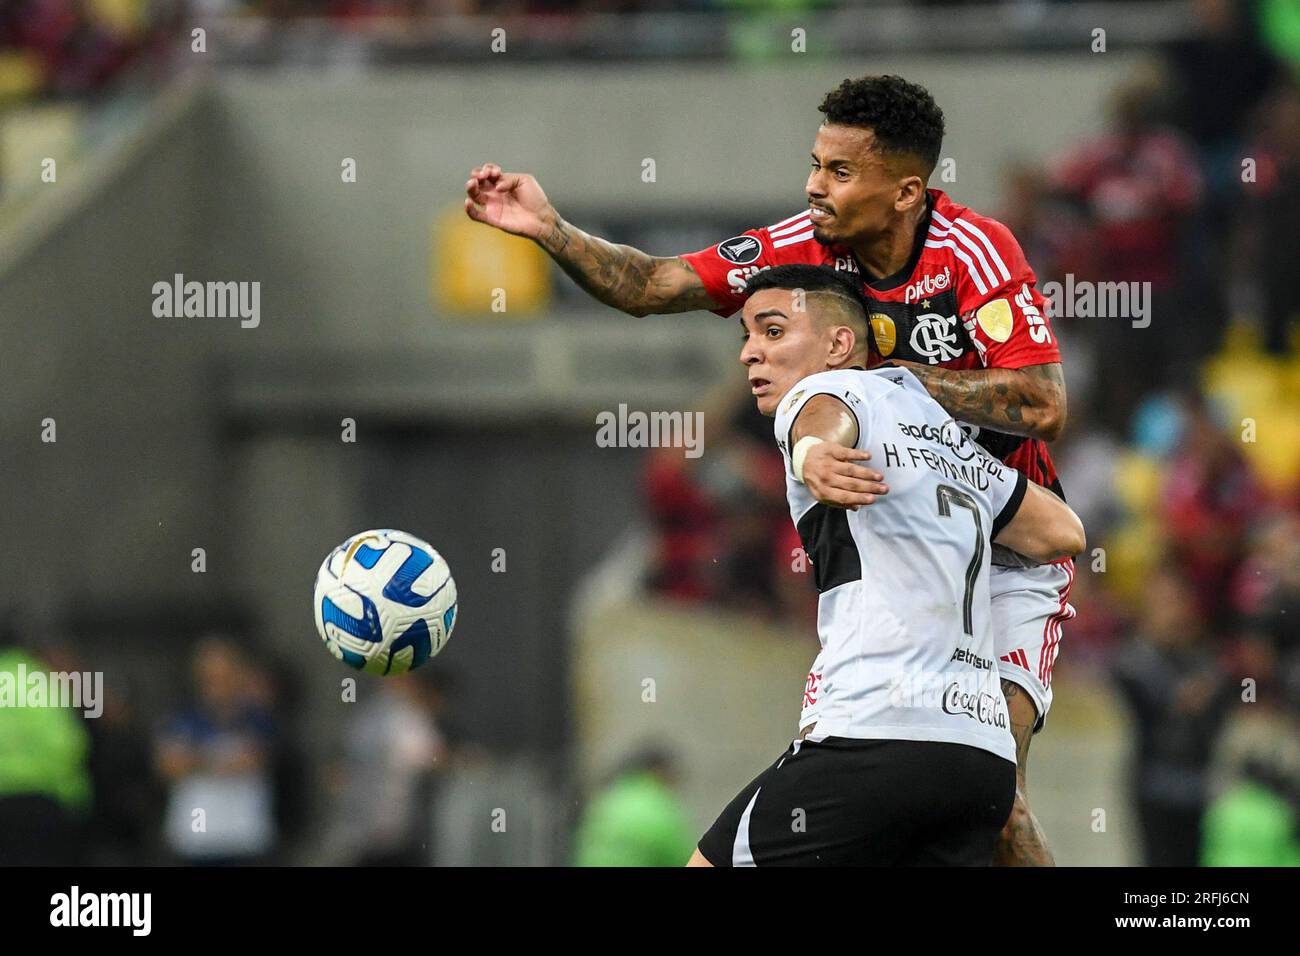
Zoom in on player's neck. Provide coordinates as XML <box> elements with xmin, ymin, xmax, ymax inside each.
<box><xmin>848</xmin><ymin>203</ymin><xmax>927</xmax><ymax>281</ymax></box>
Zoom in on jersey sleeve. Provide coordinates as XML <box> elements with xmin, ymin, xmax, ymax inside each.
<box><xmin>949</xmin><ymin>217</ymin><xmax>1062</xmax><ymax>370</ymax></box>
<box><xmin>985</xmin><ymin>446</ymin><xmax>1029</xmax><ymax>538</ymax></box>
<box><xmin>678</xmin><ymin>215</ymin><xmax>803</xmax><ymax>317</ymax></box>
<box><xmin>772</xmin><ymin>371</ymin><xmax>872</xmax><ymax>476</ymax></box>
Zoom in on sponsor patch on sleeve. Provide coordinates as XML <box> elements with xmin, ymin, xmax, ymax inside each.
<box><xmin>717</xmin><ymin>235</ymin><xmax>763</xmax><ymax>264</ymax></box>
<box><xmin>975</xmin><ymin>298</ymin><xmax>1013</xmax><ymax>343</ymax></box>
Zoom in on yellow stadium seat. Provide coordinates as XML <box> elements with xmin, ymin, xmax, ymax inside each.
<box><xmin>1112</xmin><ymin>450</ymin><xmax>1164</xmax><ymax>514</ymax></box>
<box><xmin>90</xmin><ymin>0</ymin><xmax>148</xmax><ymax>38</ymax></box>
<box><xmin>1203</xmin><ymin>328</ymin><xmax>1300</xmax><ymax>495</ymax></box>
<box><xmin>0</xmin><ymin>104</ymin><xmax>83</xmax><ymax>201</ymax></box>
<box><xmin>431</xmin><ymin>207</ymin><xmax>551</xmax><ymax>318</ymax></box>
<box><xmin>0</xmin><ymin>52</ymin><xmax>43</xmax><ymax>102</ymax></box>
<box><xmin>1105</xmin><ymin>518</ymin><xmax>1168</xmax><ymax>606</ymax></box>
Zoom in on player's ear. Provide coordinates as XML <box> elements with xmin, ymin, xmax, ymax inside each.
<box><xmin>894</xmin><ymin>174</ymin><xmax>926</xmax><ymax>213</ymax></box>
<box><xmin>829</xmin><ymin>324</ymin><xmax>856</xmax><ymax>363</ymax></box>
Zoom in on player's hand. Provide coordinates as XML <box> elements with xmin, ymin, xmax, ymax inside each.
<box><xmin>801</xmin><ymin>442</ymin><xmax>888</xmax><ymax>511</ymax></box>
<box><xmin>464</xmin><ymin>164</ymin><xmax>555</xmax><ymax>240</ymax></box>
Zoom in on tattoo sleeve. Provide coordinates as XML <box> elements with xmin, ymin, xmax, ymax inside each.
<box><xmin>993</xmin><ymin>678</ymin><xmax>1057</xmax><ymax>866</ymax></box>
<box><xmin>538</xmin><ymin>217</ymin><xmax>717</xmax><ymax>316</ymax></box>
<box><xmin>897</xmin><ymin>362</ymin><xmax>1067</xmax><ymax>441</ymax></box>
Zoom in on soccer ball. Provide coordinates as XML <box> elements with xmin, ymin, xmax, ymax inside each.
<box><xmin>313</xmin><ymin>529</ymin><xmax>458</xmax><ymax>675</ymax></box>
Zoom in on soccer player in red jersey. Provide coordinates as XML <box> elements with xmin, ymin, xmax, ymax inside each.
<box><xmin>467</xmin><ymin>75</ymin><xmax>1070</xmax><ymax>866</ymax></box>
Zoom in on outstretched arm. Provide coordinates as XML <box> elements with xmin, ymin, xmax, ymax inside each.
<box><xmin>538</xmin><ymin>218</ymin><xmax>719</xmax><ymax>317</ymax></box>
<box><xmin>465</xmin><ymin>163</ymin><xmax>720</xmax><ymax>317</ymax></box>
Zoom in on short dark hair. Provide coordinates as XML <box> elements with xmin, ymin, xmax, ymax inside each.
<box><xmin>819</xmin><ymin>74</ymin><xmax>946</xmax><ymax>174</ymax></box>
<box><xmin>743</xmin><ymin>263</ymin><xmax>868</xmax><ymax>318</ymax></box>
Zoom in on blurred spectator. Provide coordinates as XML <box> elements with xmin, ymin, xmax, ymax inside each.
<box><xmin>1112</xmin><ymin>567</ymin><xmax>1235</xmax><ymax>867</ymax></box>
<box><xmin>1057</xmin><ymin>566</ymin><xmax>1128</xmax><ymax>666</ymax></box>
<box><xmin>156</xmin><ymin>636</ymin><xmax>280</xmax><ymax>865</ymax></box>
<box><xmin>262</xmin><ymin>655</ymin><xmax>313</xmax><ymax>859</ymax></box>
<box><xmin>1260</xmin><ymin>0</ymin><xmax>1300</xmax><ymax>69</ymax></box>
<box><xmin>323</xmin><ymin>668</ymin><xmax>450</xmax><ymax>866</ymax></box>
<box><xmin>1230</xmin><ymin>509</ymin><xmax>1300</xmax><ymax>703</ymax></box>
<box><xmin>644</xmin><ymin>383</ymin><xmax>792</xmax><ymax>619</ymax></box>
<box><xmin>1053</xmin><ymin>67</ymin><xmax>1205</xmax><ymax>427</ymax></box>
<box><xmin>86</xmin><ymin>680</ymin><xmax>164</xmax><ymax>865</ymax></box>
<box><xmin>6</xmin><ymin>0</ymin><xmax>135</xmax><ymax>97</ymax></box>
<box><xmin>573</xmin><ymin>744</ymin><xmax>695</xmax><ymax>867</ymax></box>
<box><xmin>1166</xmin><ymin>0</ymin><xmax>1278</xmax><ymax>167</ymax></box>
<box><xmin>998</xmin><ymin>160</ymin><xmax>1090</xmax><ymax>288</ymax></box>
<box><xmin>1236</xmin><ymin>510</ymin><xmax>1300</xmax><ymax>654</ymax></box>
<box><xmin>644</xmin><ymin>445</ymin><xmax>724</xmax><ymax>602</ymax></box>
<box><xmin>1049</xmin><ymin>405</ymin><xmax>1126</xmax><ymax>543</ymax></box>
<box><xmin>1160</xmin><ymin>391</ymin><xmax>1263</xmax><ymax>626</ymax></box>
<box><xmin>1055</xmin><ymin>66</ymin><xmax>1203</xmax><ymax>291</ymax></box>
<box><xmin>0</xmin><ymin>644</ymin><xmax>92</xmax><ymax>865</ymax></box>
<box><xmin>1232</xmin><ymin>79</ymin><xmax>1300</xmax><ymax>354</ymax></box>
<box><xmin>1202</xmin><ymin>751</ymin><xmax>1300</xmax><ymax>867</ymax></box>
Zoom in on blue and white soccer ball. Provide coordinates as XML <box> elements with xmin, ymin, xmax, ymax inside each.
<box><xmin>313</xmin><ymin>529</ymin><xmax>458</xmax><ymax>675</ymax></box>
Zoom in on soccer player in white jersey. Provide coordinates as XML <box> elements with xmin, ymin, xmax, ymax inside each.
<box><xmin>689</xmin><ymin>265</ymin><xmax>1084</xmax><ymax>866</ymax></box>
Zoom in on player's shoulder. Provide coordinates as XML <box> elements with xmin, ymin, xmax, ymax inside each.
<box><xmin>928</xmin><ymin>189</ymin><xmax>1024</xmax><ymax>260</ymax></box>
<box><xmin>750</xmin><ymin>210</ymin><xmax>838</xmax><ymax>265</ymax></box>
<box><xmin>924</xmin><ymin>189</ymin><xmax>1029</xmax><ymax>296</ymax></box>
<box><xmin>776</xmin><ymin>368</ymin><xmax>894</xmax><ymax>424</ymax></box>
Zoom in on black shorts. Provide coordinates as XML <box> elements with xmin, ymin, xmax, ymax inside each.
<box><xmin>697</xmin><ymin>737</ymin><xmax>1015</xmax><ymax>866</ymax></box>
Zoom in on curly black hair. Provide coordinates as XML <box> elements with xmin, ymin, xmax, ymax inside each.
<box><xmin>819</xmin><ymin>75</ymin><xmax>946</xmax><ymax>174</ymax></box>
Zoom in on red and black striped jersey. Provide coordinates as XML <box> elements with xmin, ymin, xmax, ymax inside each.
<box><xmin>681</xmin><ymin>188</ymin><xmax>1064</xmax><ymax>493</ymax></box>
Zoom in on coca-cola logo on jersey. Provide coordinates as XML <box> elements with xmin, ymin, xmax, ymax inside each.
<box><xmin>903</xmin><ymin>266</ymin><xmax>952</xmax><ymax>304</ymax></box>
<box><xmin>941</xmin><ymin>682</ymin><xmax>1008</xmax><ymax>729</ymax></box>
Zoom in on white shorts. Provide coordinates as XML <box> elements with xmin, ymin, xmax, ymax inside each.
<box><xmin>989</xmin><ymin>559</ymin><xmax>1075</xmax><ymax>731</ymax></box>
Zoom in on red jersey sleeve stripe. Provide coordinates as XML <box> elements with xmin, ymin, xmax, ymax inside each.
<box><xmin>769</xmin><ymin>210</ymin><xmax>811</xmax><ymax>231</ymax></box>
<box><xmin>928</xmin><ymin>221</ymin><xmax>1001</xmax><ymax>291</ymax></box>
<box><xmin>924</xmin><ymin>238</ymin><xmax>990</xmax><ymax>296</ymax></box>
<box><xmin>773</xmin><ymin>229</ymin><xmax>816</xmax><ymax>249</ymax></box>
<box><xmin>932</xmin><ymin>208</ymin><xmax>1012</xmax><ymax>285</ymax></box>
<box><xmin>769</xmin><ymin>213</ymin><xmax>812</xmax><ymax>238</ymax></box>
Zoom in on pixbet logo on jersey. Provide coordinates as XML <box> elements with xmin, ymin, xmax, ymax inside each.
<box><xmin>903</xmin><ymin>267</ymin><xmax>952</xmax><ymax>304</ymax></box>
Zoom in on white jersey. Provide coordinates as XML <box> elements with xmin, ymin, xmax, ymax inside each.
<box><xmin>774</xmin><ymin>366</ymin><xmax>1027</xmax><ymax>763</ymax></box>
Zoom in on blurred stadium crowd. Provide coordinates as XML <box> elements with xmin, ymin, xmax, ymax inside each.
<box><xmin>1</xmin><ymin>0</ymin><xmax>1298</xmax><ymax>867</ymax></box>
<box><xmin>6</xmin><ymin>0</ymin><xmax>1300</xmax><ymax>101</ymax></box>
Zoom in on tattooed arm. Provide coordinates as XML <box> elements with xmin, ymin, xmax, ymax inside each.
<box><xmin>538</xmin><ymin>218</ymin><xmax>719</xmax><ymax>317</ymax></box>
<box><xmin>888</xmin><ymin>361</ymin><xmax>1068</xmax><ymax>442</ymax></box>
<box><xmin>465</xmin><ymin>164</ymin><xmax>719</xmax><ymax>317</ymax></box>
<box><xmin>993</xmin><ymin>679</ymin><xmax>1056</xmax><ymax>867</ymax></box>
